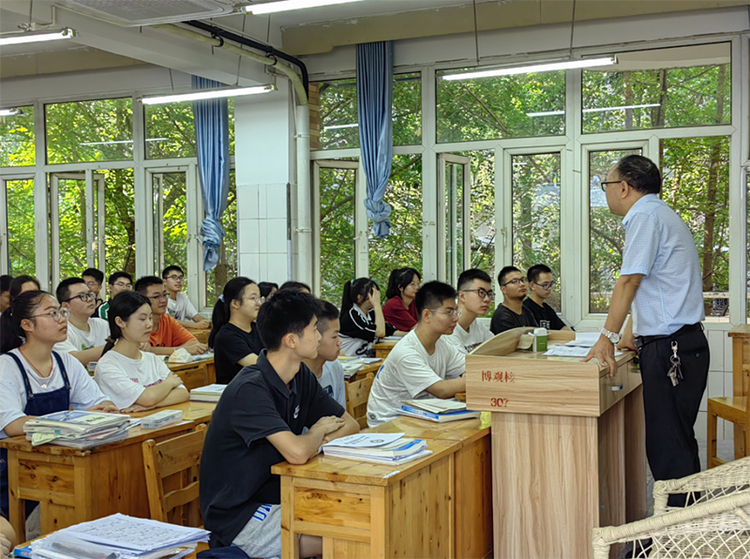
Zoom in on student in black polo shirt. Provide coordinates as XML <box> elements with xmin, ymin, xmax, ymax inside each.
<box><xmin>200</xmin><ymin>290</ymin><xmax>360</xmax><ymax>557</ymax></box>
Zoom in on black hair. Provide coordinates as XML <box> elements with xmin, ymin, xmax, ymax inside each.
<box><xmin>0</xmin><ymin>275</ymin><xmax>11</xmax><ymax>294</ymax></box>
<box><xmin>9</xmin><ymin>275</ymin><xmax>40</xmax><ymax>303</ymax></box>
<box><xmin>102</xmin><ymin>291</ymin><xmax>152</xmax><ymax>357</ymax></box>
<box><xmin>56</xmin><ymin>277</ymin><xmax>86</xmax><ymax>304</ymax></box>
<box><xmin>256</xmin><ymin>290</ymin><xmax>319</xmax><ymax>352</ymax></box>
<box><xmin>108</xmin><ymin>271</ymin><xmax>133</xmax><ymax>286</ymax></box>
<box><xmin>385</xmin><ymin>268</ymin><xmax>421</xmax><ymax>299</ymax></box>
<box><xmin>279</xmin><ymin>281</ymin><xmax>311</xmax><ymax>293</ymax></box>
<box><xmin>340</xmin><ymin>278</ymin><xmax>379</xmax><ymax>316</ymax></box>
<box><xmin>457</xmin><ymin>268</ymin><xmax>492</xmax><ymax>291</ymax></box>
<box><xmin>415</xmin><ymin>281</ymin><xmax>457</xmax><ymax>317</ymax></box>
<box><xmin>614</xmin><ymin>154</ymin><xmax>662</xmax><ymax>195</ymax></box>
<box><xmin>316</xmin><ymin>299</ymin><xmax>340</xmax><ymax>333</ymax></box>
<box><xmin>208</xmin><ymin>277</ymin><xmax>256</xmax><ymax>348</ymax></box>
<box><xmin>497</xmin><ymin>266</ymin><xmax>522</xmax><ymax>287</ymax></box>
<box><xmin>258</xmin><ymin>282</ymin><xmax>279</xmax><ymax>299</ymax></box>
<box><xmin>527</xmin><ymin>264</ymin><xmax>553</xmax><ymax>285</ymax></box>
<box><xmin>82</xmin><ymin>268</ymin><xmax>104</xmax><ymax>284</ymax></box>
<box><xmin>134</xmin><ymin>276</ymin><xmax>164</xmax><ymax>294</ymax></box>
<box><xmin>162</xmin><ymin>265</ymin><xmax>184</xmax><ymax>279</ymax></box>
<box><xmin>0</xmin><ymin>290</ymin><xmax>50</xmax><ymax>353</ymax></box>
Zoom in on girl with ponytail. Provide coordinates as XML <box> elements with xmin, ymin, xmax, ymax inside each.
<box><xmin>94</xmin><ymin>291</ymin><xmax>187</xmax><ymax>413</ymax></box>
<box><xmin>209</xmin><ymin>277</ymin><xmax>265</xmax><ymax>384</ymax></box>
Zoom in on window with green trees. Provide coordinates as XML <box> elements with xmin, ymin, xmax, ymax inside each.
<box><xmin>6</xmin><ymin>179</ymin><xmax>36</xmax><ymax>276</ymax></box>
<box><xmin>0</xmin><ymin>107</ymin><xmax>35</xmax><ymax>167</ymax></box>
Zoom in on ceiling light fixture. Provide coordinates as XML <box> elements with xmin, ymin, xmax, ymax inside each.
<box><xmin>0</xmin><ymin>108</ymin><xmax>24</xmax><ymax>117</ymax></box>
<box><xmin>442</xmin><ymin>56</ymin><xmax>617</xmax><ymax>81</ymax></box>
<box><xmin>243</xmin><ymin>0</ymin><xmax>365</xmax><ymax>15</ymax></box>
<box><xmin>324</xmin><ymin>123</ymin><xmax>358</xmax><ymax>130</ymax></box>
<box><xmin>139</xmin><ymin>85</ymin><xmax>276</xmax><ymax>105</ymax></box>
<box><xmin>0</xmin><ymin>27</ymin><xmax>76</xmax><ymax>47</ymax></box>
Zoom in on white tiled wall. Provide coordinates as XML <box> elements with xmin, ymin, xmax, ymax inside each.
<box><xmin>695</xmin><ymin>330</ymin><xmax>737</xmax><ymax>442</ymax></box>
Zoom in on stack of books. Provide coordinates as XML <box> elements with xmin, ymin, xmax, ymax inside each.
<box><xmin>400</xmin><ymin>398</ymin><xmax>481</xmax><ymax>423</ymax></box>
<box><xmin>189</xmin><ymin>383</ymin><xmax>226</xmax><ymax>402</ymax></box>
<box><xmin>322</xmin><ymin>433</ymin><xmax>431</xmax><ymax>465</ymax></box>
<box><xmin>23</xmin><ymin>410</ymin><xmax>132</xmax><ymax>449</ymax></box>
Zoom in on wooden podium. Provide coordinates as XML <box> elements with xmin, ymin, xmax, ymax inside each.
<box><xmin>465</xmin><ymin>328</ymin><xmax>646</xmax><ymax>559</ymax></box>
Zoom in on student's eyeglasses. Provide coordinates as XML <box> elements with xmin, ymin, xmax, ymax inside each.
<box><xmin>30</xmin><ymin>307</ymin><xmax>70</xmax><ymax>322</ymax></box>
<box><xmin>245</xmin><ymin>295</ymin><xmax>262</xmax><ymax>303</ymax></box>
<box><xmin>502</xmin><ymin>278</ymin><xmax>528</xmax><ymax>287</ymax></box>
<box><xmin>166</xmin><ymin>275</ymin><xmax>185</xmax><ymax>282</ymax></box>
<box><xmin>429</xmin><ymin>308</ymin><xmax>462</xmax><ymax>319</ymax></box>
<box><xmin>461</xmin><ymin>288</ymin><xmax>494</xmax><ymax>300</ymax></box>
<box><xmin>112</xmin><ymin>282</ymin><xmax>132</xmax><ymax>290</ymax></box>
<box><xmin>64</xmin><ymin>292</ymin><xmax>97</xmax><ymax>303</ymax></box>
<box><xmin>535</xmin><ymin>281</ymin><xmax>556</xmax><ymax>290</ymax></box>
<box><xmin>148</xmin><ymin>293</ymin><xmax>169</xmax><ymax>302</ymax></box>
<box><xmin>84</xmin><ymin>280</ymin><xmax>101</xmax><ymax>288</ymax></box>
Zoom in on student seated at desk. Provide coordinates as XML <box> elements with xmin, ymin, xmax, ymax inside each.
<box><xmin>448</xmin><ymin>268</ymin><xmax>494</xmax><ymax>354</ymax></box>
<box><xmin>382</xmin><ymin>267</ymin><xmax>421</xmax><ymax>332</ymax></box>
<box><xmin>209</xmin><ymin>278</ymin><xmax>265</xmax><ymax>385</ymax></box>
<box><xmin>53</xmin><ymin>278</ymin><xmax>110</xmax><ymax>366</ymax></box>
<box><xmin>0</xmin><ymin>511</ymin><xmax>16</xmax><ymax>556</ymax></box>
<box><xmin>96</xmin><ymin>271</ymin><xmax>133</xmax><ymax>321</ymax></box>
<box><xmin>278</xmin><ymin>280</ymin><xmax>311</xmax><ymax>294</ymax></box>
<box><xmin>0</xmin><ymin>291</ymin><xmax>117</xmax><ymax>518</ymax></box>
<box><xmin>8</xmin><ymin>275</ymin><xmax>40</xmax><ymax>305</ymax></box>
<box><xmin>523</xmin><ymin>264</ymin><xmax>572</xmax><ymax>331</ymax></box>
<box><xmin>162</xmin><ymin>266</ymin><xmax>210</xmax><ymax>330</ymax></box>
<box><xmin>367</xmin><ymin>281</ymin><xmax>466</xmax><ymax>427</ymax></box>
<box><xmin>339</xmin><ymin>278</ymin><xmax>402</xmax><ymax>357</ymax></box>
<box><xmin>82</xmin><ymin>267</ymin><xmax>105</xmax><ymax>310</ymax></box>
<box><xmin>95</xmin><ymin>291</ymin><xmax>188</xmax><ymax>413</ymax></box>
<box><xmin>135</xmin><ymin>277</ymin><xmax>208</xmax><ymax>357</ymax></box>
<box><xmin>303</xmin><ymin>300</ymin><xmax>346</xmax><ymax>407</ymax></box>
<box><xmin>200</xmin><ymin>290</ymin><xmax>359</xmax><ymax>557</ymax></box>
<box><xmin>490</xmin><ymin>266</ymin><xmax>538</xmax><ymax>335</ymax></box>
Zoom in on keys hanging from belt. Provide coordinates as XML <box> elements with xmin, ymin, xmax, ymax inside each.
<box><xmin>668</xmin><ymin>340</ymin><xmax>683</xmax><ymax>387</ymax></box>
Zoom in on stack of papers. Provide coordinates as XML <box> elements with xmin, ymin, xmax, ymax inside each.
<box><xmin>400</xmin><ymin>398</ymin><xmax>480</xmax><ymax>423</ymax></box>
<box><xmin>322</xmin><ymin>433</ymin><xmax>432</xmax><ymax>465</ymax></box>
<box><xmin>28</xmin><ymin>513</ymin><xmax>209</xmax><ymax>559</ymax></box>
<box><xmin>544</xmin><ymin>332</ymin><xmax>623</xmax><ymax>358</ymax></box>
<box><xmin>564</xmin><ymin>332</ymin><xmax>602</xmax><ymax>347</ymax></box>
<box><xmin>189</xmin><ymin>383</ymin><xmax>226</xmax><ymax>402</ymax></box>
<box><xmin>23</xmin><ymin>411</ymin><xmax>133</xmax><ymax>449</ymax></box>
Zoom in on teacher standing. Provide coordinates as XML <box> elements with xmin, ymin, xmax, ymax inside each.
<box><xmin>585</xmin><ymin>154</ymin><xmax>709</xmax><ymax>506</ymax></box>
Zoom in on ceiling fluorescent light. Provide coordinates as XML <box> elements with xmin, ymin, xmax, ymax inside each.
<box><xmin>139</xmin><ymin>85</ymin><xmax>275</xmax><ymax>105</ymax></box>
<box><xmin>325</xmin><ymin>123</ymin><xmax>358</xmax><ymax>130</ymax></box>
<box><xmin>0</xmin><ymin>108</ymin><xmax>23</xmax><ymax>117</ymax></box>
<box><xmin>243</xmin><ymin>0</ymin><xmax>365</xmax><ymax>15</ymax></box>
<box><xmin>443</xmin><ymin>56</ymin><xmax>617</xmax><ymax>81</ymax></box>
<box><xmin>0</xmin><ymin>28</ymin><xmax>76</xmax><ymax>47</ymax></box>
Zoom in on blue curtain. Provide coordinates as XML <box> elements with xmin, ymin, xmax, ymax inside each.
<box><xmin>192</xmin><ymin>75</ymin><xmax>230</xmax><ymax>271</ymax></box>
<box><xmin>356</xmin><ymin>41</ymin><xmax>394</xmax><ymax>238</ymax></box>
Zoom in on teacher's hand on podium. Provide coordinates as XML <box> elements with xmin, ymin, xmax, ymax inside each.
<box><xmin>583</xmin><ymin>335</ymin><xmax>618</xmax><ymax>378</ymax></box>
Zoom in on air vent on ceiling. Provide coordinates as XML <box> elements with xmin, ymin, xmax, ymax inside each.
<box><xmin>56</xmin><ymin>0</ymin><xmax>237</xmax><ymax>27</ymax></box>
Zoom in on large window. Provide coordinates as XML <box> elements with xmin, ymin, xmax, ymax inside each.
<box><xmin>0</xmin><ymin>107</ymin><xmax>35</xmax><ymax>167</ymax></box>
<box><xmin>46</xmin><ymin>98</ymin><xmax>133</xmax><ymax>163</ymax></box>
<box><xmin>104</xmin><ymin>169</ymin><xmax>136</xmax><ymax>275</ymax></box>
<box><xmin>5</xmin><ymin>179</ymin><xmax>36</xmax><ymax>276</ymax></box>
<box><xmin>436</xmin><ymin>70</ymin><xmax>566</xmax><ymax>142</ymax></box>
<box><xmin>582</xmin><ymin>44</ymin><xmax>730</xmax><ymax>133</ymax></box>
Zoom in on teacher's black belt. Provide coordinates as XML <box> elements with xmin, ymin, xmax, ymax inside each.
<box><xmin>635</xmin><ymin>322</ymin><xmax>703</xmax><ymax>350</ymax></box>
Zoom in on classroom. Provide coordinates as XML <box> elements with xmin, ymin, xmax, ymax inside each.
<box><xmin>1</xmin><ymin>0</ymin><xmax>750</xmax><ymax>557</ymax></box>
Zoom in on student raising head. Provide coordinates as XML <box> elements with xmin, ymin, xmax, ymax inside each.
<box><xmin>95</xmin><ymin>291</ymin><xmax>188</xmax><ymax>413</ymax></box>
<box><xmin>209</xmin><ymin>277</ymin><xmax>265</xmax><ymax>385</ymax></box>
<box><xmin>0</xmin><ymin>291</ymin><xmax>117</xmax><ymax>517</ymax></box>
<box><xmin>96</xmin><ymin>271</ymin><xmax>133</xmax><ymax>321</ymax></box>
<box><xmin>54</xmin><ymin>278</ymin><xmax>110</xmax><ymax>367</ymax></box>
<box><xmin>200</xmin><ymin>289</ymin><xmax>359</xmax><ymax>557</ymax></box>
<box><xmin>162</xmin><ymin>266</ymin><xmax>210</xmax><ymax>329</ymax></box>
<box><xmin>447</xmin><ymin>268</ymin><xmax>494</xmax><ymax>354</ymax></box>
<box><xmin>302</xmin><ymin>300</ymin><xmax>346</xmax><ymax>408</ymax></box>
<box><xmin>339</xmin><ymin>278</ymin><xmax>403</xmax><ymax>357</ymax></box>
<box><xmin>382</xmin><ymin>267</ymin><xmax>421</xmax><ymax>332</ymax></box>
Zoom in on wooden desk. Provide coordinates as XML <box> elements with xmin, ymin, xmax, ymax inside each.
<box><xmin>346</xmin><ymin>360</ymin><xmax>382</xmax><ymax>383</ymax></box>
<box><xmin>730</xmin><ymin>325</ymin><xmax>750</xmax><ymax>456</ymax></box>
<box><xmin>188</xmin><ymin>328</ymin><xmax>212</xmax><ymax>345</ymax></box>
<box><xmin>168</xmin><ymin>357</ymin><xmax>216</xmax><ymax>387</ymax></box>
<box><xmin>372</xmin><ymin>339</ymin><xmax>398</xmax><ymax>360</ymax></box>
<box><xmin>273</xmin><ymin>439</ymin><xmax>461</xmax><ymax>559</ymax></box>
<box><xmin>128</xmin><ymin>401</ymin><xmax>217</xmax><ymax>425</ymax></box>
<box><xmin>465</xmin><ymin>328</ymin><xmax>646</xmax><ymax>559</ymax></box>
<box><xmin>366</xmin><ymin>415</ymin><xmax>493</xmax><ymax>559</ymax></box>
<box><xmin>0</xmin><ymin>422</ymin><xmax>194</xmax><ymax>538</ymax></box>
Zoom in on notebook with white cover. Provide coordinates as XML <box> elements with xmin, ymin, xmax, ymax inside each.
<box><xmin>401</xmin><ymin>398</ymin><xmax>466</xmax><ymax>414</ymax></box>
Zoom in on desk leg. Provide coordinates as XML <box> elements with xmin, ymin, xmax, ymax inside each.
<box><xmin>454</xmin><ymin>436</ymin><xmax>492</xmax><ymax>559</ymax></box>
<box><xmin>733</xmin><ymin>338</ymin><xmax>746</xmax><ymax>459</ymax></box>
<box><xmin>6</xmin><ymin>449</ymin><xmax>25</xmax><ymax>540</ymax></box>
<box><xmin>624</xmin><ymin>385</ymin><xmax>647</xmax><ymax>522</ymax></box>
<box><xmin>280</xmin><ymin>476</ymin><xmax>300</xmax><ymax>559</ymax></box>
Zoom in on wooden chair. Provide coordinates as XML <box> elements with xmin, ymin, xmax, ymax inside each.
<box><xmin>707</xmin><ymin>396</ymin><xmax>749</xmax><ymax>468</ymax></box>
<box><xmin>142</xmin><ymin>424</ymin><xmax>207</xmax><ymax>526</ymax></box>
<box><xmin>173</xmin><ymin>363</ymin><xmax>209</xmax><ymax>391</ymax></box>
<box><xmin>346</xmin><ymin>372</ymin><xmax>375</xmax><ymax>429</ymax></box>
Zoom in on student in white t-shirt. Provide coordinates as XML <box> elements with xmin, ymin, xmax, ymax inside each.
<box><xmin>448</xmin><ymin>268</ymin><xmax>494</xmax><ymax>354</ymax></box>
<box><xmin>303</xmin><ymin>300</ymin><xmax>346</xmax><ymax>408</ymax></box>
<box><xmin>53</xmin><ymin>278</ymin><xmax>110</xmax><ymax>366</ymax></box>
<box><xmin>162</xmin><ymin>266</ymin><xmax>210</xmax><ymax>330</ymax></box>
<box><xmin>367</xmin><ymin>281</ymin><xmax>466</xmax><ymax>427</ymax></box>
<box><xmin>95</xmin><ymin>291</ymin><xmax>188</xmax><ymax>412</ymax></box>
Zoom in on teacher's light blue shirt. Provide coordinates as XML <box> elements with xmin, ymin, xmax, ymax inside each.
<box><xmin>620</xmin><ymin>194</ymin><xmax>704</xmax><ymax>337</ymax></box>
